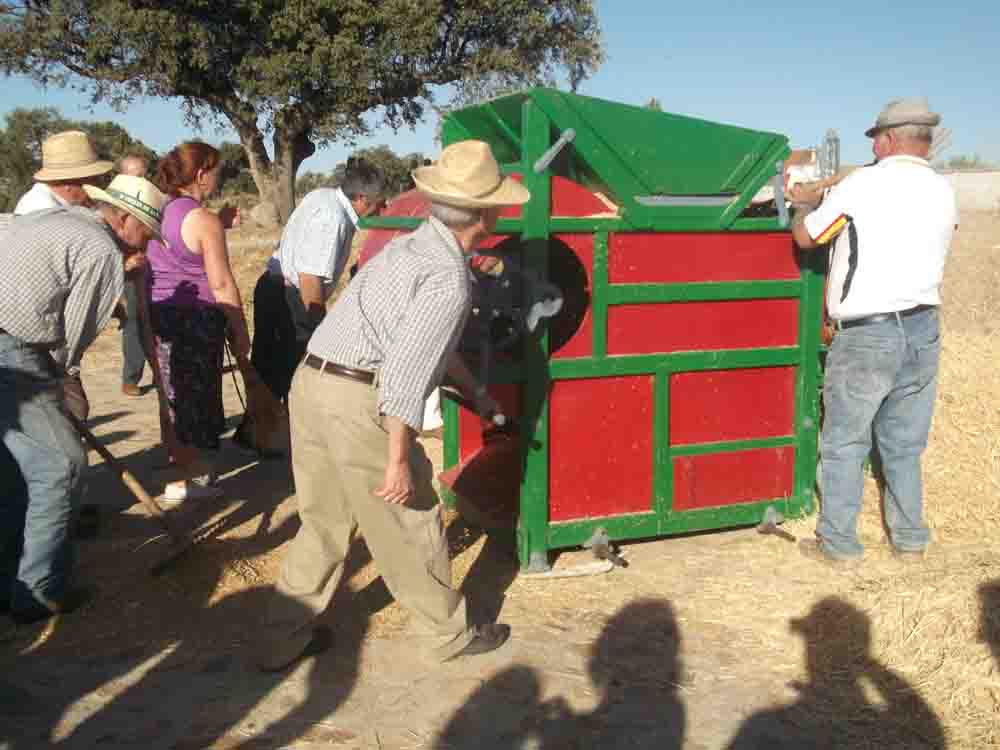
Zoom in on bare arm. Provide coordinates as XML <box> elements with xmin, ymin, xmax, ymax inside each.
<box><xmin>791</xmin><ymin>209</ymin><xmax>819</xmax><ymax>250</ymax></box>
<box><xmin>183</xmin><ymin>208</ymin><xmax>252</xmax><ymax>358</ymax></box>
<box><xmin>298</xmin><ymin>272</ymin><xmax>327</xmax><ymax>328</ymax></box>
<box><xmin>373</xmin><ymin>415</ymin><xmax>416</xmax><ymax>505</ymax></box>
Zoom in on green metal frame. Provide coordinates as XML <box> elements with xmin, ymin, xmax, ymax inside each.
<box><xmin>363</xmin><ymin>89</ymin><xmax>825</xmax><ymax>571</ymax></box>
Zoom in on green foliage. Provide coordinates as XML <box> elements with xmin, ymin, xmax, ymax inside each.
<box><xmin>218</xmin><ymin>140</ymin><xmax>256</xmax><ymax>196</ymax></box>
<box><xmin>331</xmin><ymin>146</ymin><xmax>425</xmax><ymax>198</ymax></box>
<box><xmin>0</xmin><ymin>106</ymin><xmax>156</xmax><ymax>211</ymax></box>
<box><xmin>0</xmin><ymin>1</ymin><xmax>604</xmax><ymax>222</ymax></box>
<box><xmin>295</xmin><ymin>170</ymin><xmax>338</xmax><ymax>197</ymax></box>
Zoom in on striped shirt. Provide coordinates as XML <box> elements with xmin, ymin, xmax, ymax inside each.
<box><xmin>266</xmin><ymin>187</ymin><xmax>359</xmax><ymax>301</ymax></box>
<box><xmin>308</xmin><ymin>217</ymin><xmax>471</xmax><ymax>431</ymax></box>
<box><xmin>0</xmin><ymin>207</ymin><xmax>125</xmax><ymax>369</ymax></box>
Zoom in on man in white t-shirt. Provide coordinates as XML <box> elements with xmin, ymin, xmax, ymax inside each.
<box><xmin>790</xmin><ymin>97</ymin><xmax>957</xmax><ymax>564</ymax></box>
<box><xmin>247</xmin><ymin>163</ymin><xmax>386</xmax><ymax>404</ymax></box>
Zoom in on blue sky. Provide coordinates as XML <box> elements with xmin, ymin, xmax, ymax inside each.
<box><xmin>3</xmin><ymin>0</ymin><xmax>998</xmax><ymax>173</ymax></box>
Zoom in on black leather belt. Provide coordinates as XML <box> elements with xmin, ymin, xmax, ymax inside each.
<box><xmin>304</xmin><ymin>354</ymin><xmax>374</xmax><ymax>384</ymax></box>
<box><xmin>835</xmin><ymin>304</ymin><xmax>935</xmax><ymax>331</ymax></box>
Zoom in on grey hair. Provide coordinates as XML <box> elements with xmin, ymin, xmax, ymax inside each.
<box><xmin>341</xmin><ymin>161</ymin><xmax>387</xmax><ymax>200</ymax></box>
<box><xmin>429</xmin><ymin>201</ymin><xmax>482</xmax><ymax>229</ymax></box>
<box><xmin>891</xmin><ymin>124</ymin><xmax>934</xmax><ymax>144</ymax></box>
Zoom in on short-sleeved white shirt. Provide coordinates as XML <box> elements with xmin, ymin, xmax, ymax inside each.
<box><xmin>803</xmin><ymin>155</ymin><xmax>957</xmax><ymax>321</ymax></box>
<box><xmin>266</xmin><ymin>187</ymin><xmax>359</xmax><ymax>301</ymax></box>
<box><xmin>14</xmin><ymin>183</ymin><xmax>67</xmax><ymax>215</ymax></box>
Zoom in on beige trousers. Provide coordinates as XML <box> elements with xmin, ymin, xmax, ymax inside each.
<box><xmin>262</xmin><ymin>364</ymin><xmax>473</xmax><ymax>660</ymax></box>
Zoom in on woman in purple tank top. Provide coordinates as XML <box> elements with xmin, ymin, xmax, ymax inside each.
<box><xmin>146</xmin><ymin>142</ymin><xmax>253</xmax><ymax>503</ymax></box>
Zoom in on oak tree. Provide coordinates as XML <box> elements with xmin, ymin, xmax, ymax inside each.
<box><xmin>0</xmin><ymin>1</ymin><xmax>603</xmax><ymax>222</ymax></box>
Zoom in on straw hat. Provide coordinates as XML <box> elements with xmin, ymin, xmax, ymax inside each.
<box><xmin>84</xmin><ymin>175</ymin><xmax>167</xmax><ymax>238</ymax></box>
<box><xmin>34</xmin><ymin>130</ymin><xmax>114</xmax><ymax>182</ymax></box>
<box><xmin>865</xmin><ymin>97</ymin><xmax>941</xmax><ymax>137</ymax></box>
<box><xmin>412</xmin><ymin>140</ymin><xmax>530</xmax><ymax>208</ymax></box>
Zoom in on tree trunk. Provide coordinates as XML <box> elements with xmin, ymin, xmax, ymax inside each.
<box><xmin>236</xmin><ymin>122</ymin><xmax>316</xmax><ymax>225</ymax></box>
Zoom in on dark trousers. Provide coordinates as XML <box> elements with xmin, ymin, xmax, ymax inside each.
<box><xmin>121</xmin><ymin>280</ymin><xmax>145</xmax><ymax>386</ymax></box>
<box><xmin>250</xmin><ymin>273</ymin><xmax>315</xmax><ymax>402</ymax></box>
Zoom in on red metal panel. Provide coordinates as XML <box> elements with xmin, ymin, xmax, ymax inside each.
<box><xmin>672</xmin><ymin>447</ymin><xmax>795</xmax><ymax>510</ymax></box>
<box><xmin>670</xmin><ymin>367</ymin><xmax>796</xmax><ymax>444</ymax></box>
<box><xmin>548</xmin><ymin>376</ymin><xmax>654</xmax><ymax>521</ymax></box>
<box><xmin>550</xmin><ymin>175</ymin><xmax>612</xmax><ymax>217</ymax></box>
<box><xmin>458</xmin><ymin>384</ymin><xmax>521</xmax><ymax>462</ymax></box>
<box><xmin>358</xmin><ymin>189</ymin><xmax>429</xmax><ymax>267</ymax></box>
<box><xmin>606</xmin><ymin>299</ymin><xmax>798</xmax><ymax>355</ymax></box>
<box><xmin>608</xmin><ymin>232</ymin><xmax>799</xmax><ymax>284</ymax></box>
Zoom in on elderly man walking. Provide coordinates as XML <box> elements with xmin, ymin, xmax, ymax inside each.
<box><xmin>0</xmin><ymin>175</ymin><xmax>166</xmax><ymax>624</ymax></box>
<box><xmin>257</xmin><ymin>141</ymin><xmax>528</xmax><ymax>671</ymax></box>
<box><xmin>791</xmin><ymin>98</ymin><xmax>957</xmax><ymax>564</ymax></box>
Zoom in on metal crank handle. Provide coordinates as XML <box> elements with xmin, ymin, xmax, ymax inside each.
<box><xmin>440</xmin><ymin>387</ymin><xmax>508</xmax><ymax>427</ymax></box>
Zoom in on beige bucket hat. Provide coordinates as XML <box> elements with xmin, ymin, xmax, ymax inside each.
<box><xmin>34</xmin><ymin>130</ymin><xmax>114</xmax><ymax>182</ymax></box>
<box><xmin>84</xmin><ymin>175</ymin><xmax>167</xmax><ymax>238</ymax></box>
<box><xmin>412</xmin><ymin>140</ymin><xmax>530</xmax><ymax>208</ymax></box>
<box><xmin>865</xmin><ymin>97</ymin><xmax>941</xmax><ymax>137</ymax></box>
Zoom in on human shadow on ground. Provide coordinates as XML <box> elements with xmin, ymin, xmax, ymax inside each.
<box><xmin>725</xmin><ymin>597</ymin><xmax>945</xmax><ymax>750</ymax></box>
<box><xmin>446</xmin><ymin>518</ymin><xmax>520</xmax><ymax>625</ymax></box>
<box><xmin>0</xmin><ymin>503</ymin><xmax>389</xmax><ymax>749</ymax></box>
<box><xmin>979</xmin><ymin>580</ymin><xmax>1000</xmax><ymax>668</ymax></box>
<box><xmin>435</xmin><ymin>597</ymin><xmax>686</xmax><ymax>750</ymax></box>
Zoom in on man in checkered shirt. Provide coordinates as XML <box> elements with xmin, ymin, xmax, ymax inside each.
<box><xmin>0</xmin><ymin>175</ymin><xmax>166</xmax><ymax>625</ymax></box>
<box><xmin>257</xmin><ymin>141</ymin><xmax>530</xmax><ymax>672</ymax></box>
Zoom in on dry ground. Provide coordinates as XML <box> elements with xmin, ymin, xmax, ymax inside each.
<box><xmin>1</xmin><ymin>212</ymin><xmax>998</xmax><ymax>749</ymax></box>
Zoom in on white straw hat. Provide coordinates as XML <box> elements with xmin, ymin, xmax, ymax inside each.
<box><xmin>412</xmin><ymin>140</ymin><xmax>530</xmax><ymax>208</ymax></box>
<box><xmin>84</xmin><ymin>175</ymin><xmax>167</xmax><ymax>238</ymax></box>
<box><xmin>34</xmin><ymin>130</ymin><xmax>114</xmax><ymax>182</ymax></box>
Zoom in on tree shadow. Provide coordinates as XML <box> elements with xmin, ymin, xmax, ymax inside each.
<box><xmin>725</xmin><ymin>597</ymin><xmax>945</xmax><ymax>750</ymax></box>
<box><xmin>436</xmin><ymin>597</ymin><xmax>686</xmax><ymax>750</ymax></box>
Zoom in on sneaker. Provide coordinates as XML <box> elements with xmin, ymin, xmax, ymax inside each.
<box><xmin>161</xmin><ymin>479</ymin><xmax>223</xmax><ymax>506</ymax></box>
<box><xmin>444</xmin><ymin>624</ymin><xmax>511</xmax><ymax>661</ymax></box>
<box><xmin>122</xmin><ymin>383</ymin><xmax>142</xmax><ymax>398</ymax></box>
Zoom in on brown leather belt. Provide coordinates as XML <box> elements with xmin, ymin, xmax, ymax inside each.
<box><xmin>304</xmin><ymin>354</ymin><xmax>374</xmax><ymax>384</ymax></box>
<box><xmin>834</xmin><ymin>304</ymin><xmax>935</xmax><ymax>331</ymax></box>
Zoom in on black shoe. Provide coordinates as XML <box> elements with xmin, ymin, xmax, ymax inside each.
<box><xmin>10</xmin><ymin>587</ymin><xmax>91</xmax><ymax>625</ymax></box>
<box><xmin>446</xmin><ymin>624</ymin><xmax>511</xmax><ymax>661</ymax></box>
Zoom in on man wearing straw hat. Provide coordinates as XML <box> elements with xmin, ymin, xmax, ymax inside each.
<box><xmin>0</xmin><ymin>175</ymin><xmax>166</xmax><ymax>624</ymax></box>
<box><xmin>791</xmin><ymin>98</ymin><xmax>957</xmax><ymax>564</ymax></box>
<box><xmin>14</xmin><ymin>130</ymin><xmax>114</xmax><ymax>215</ymax></box>
<box><xmin>257</xmin><ymin>140</ymin><xmax>528</xmax><ymax>672</ymax></box>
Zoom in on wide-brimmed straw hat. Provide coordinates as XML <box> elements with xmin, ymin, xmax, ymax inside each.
<box><xmin>865</xmin><ymin>97</ymin><xmax>941</xmax><ymax>137</ymax></box>
<box><xmin>412</xmin><ymin>140</ymin><xmax>530</xmax><ymax>208</ymax></box>
<box><xmin>84</xmin><ymin>175</ymin><xmax>167</xmax><ymax>238</ymax></box>
<box><xmin>34</xmin><ymin>130</ymin><xmax>114</xmax><ymax>182</ymax></box>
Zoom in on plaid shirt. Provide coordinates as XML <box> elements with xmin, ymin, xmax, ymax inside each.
<box><xmin>307</xmin><ymin>217</ymin><xmax>471</xmax><ymax>431</ymax></box>
<box><xmin>0</xmin><ymin>207</ymin><xmax>124</xmax><ymax>369</ymax></box>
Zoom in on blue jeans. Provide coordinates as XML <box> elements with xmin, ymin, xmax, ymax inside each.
<box><xmin>818</xmin><ymin>308</ymin><xmax>940</xmax><ymax>558</ymax></box>
<box><xmin>121</xmin><ymin>279</ymin><xmax>146</xmax><ymax>386</ymax></box>
<box><xmin>0</xmin><ymin>332</ymin><xmax>86</xmax><ymax>612</ymax></box>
